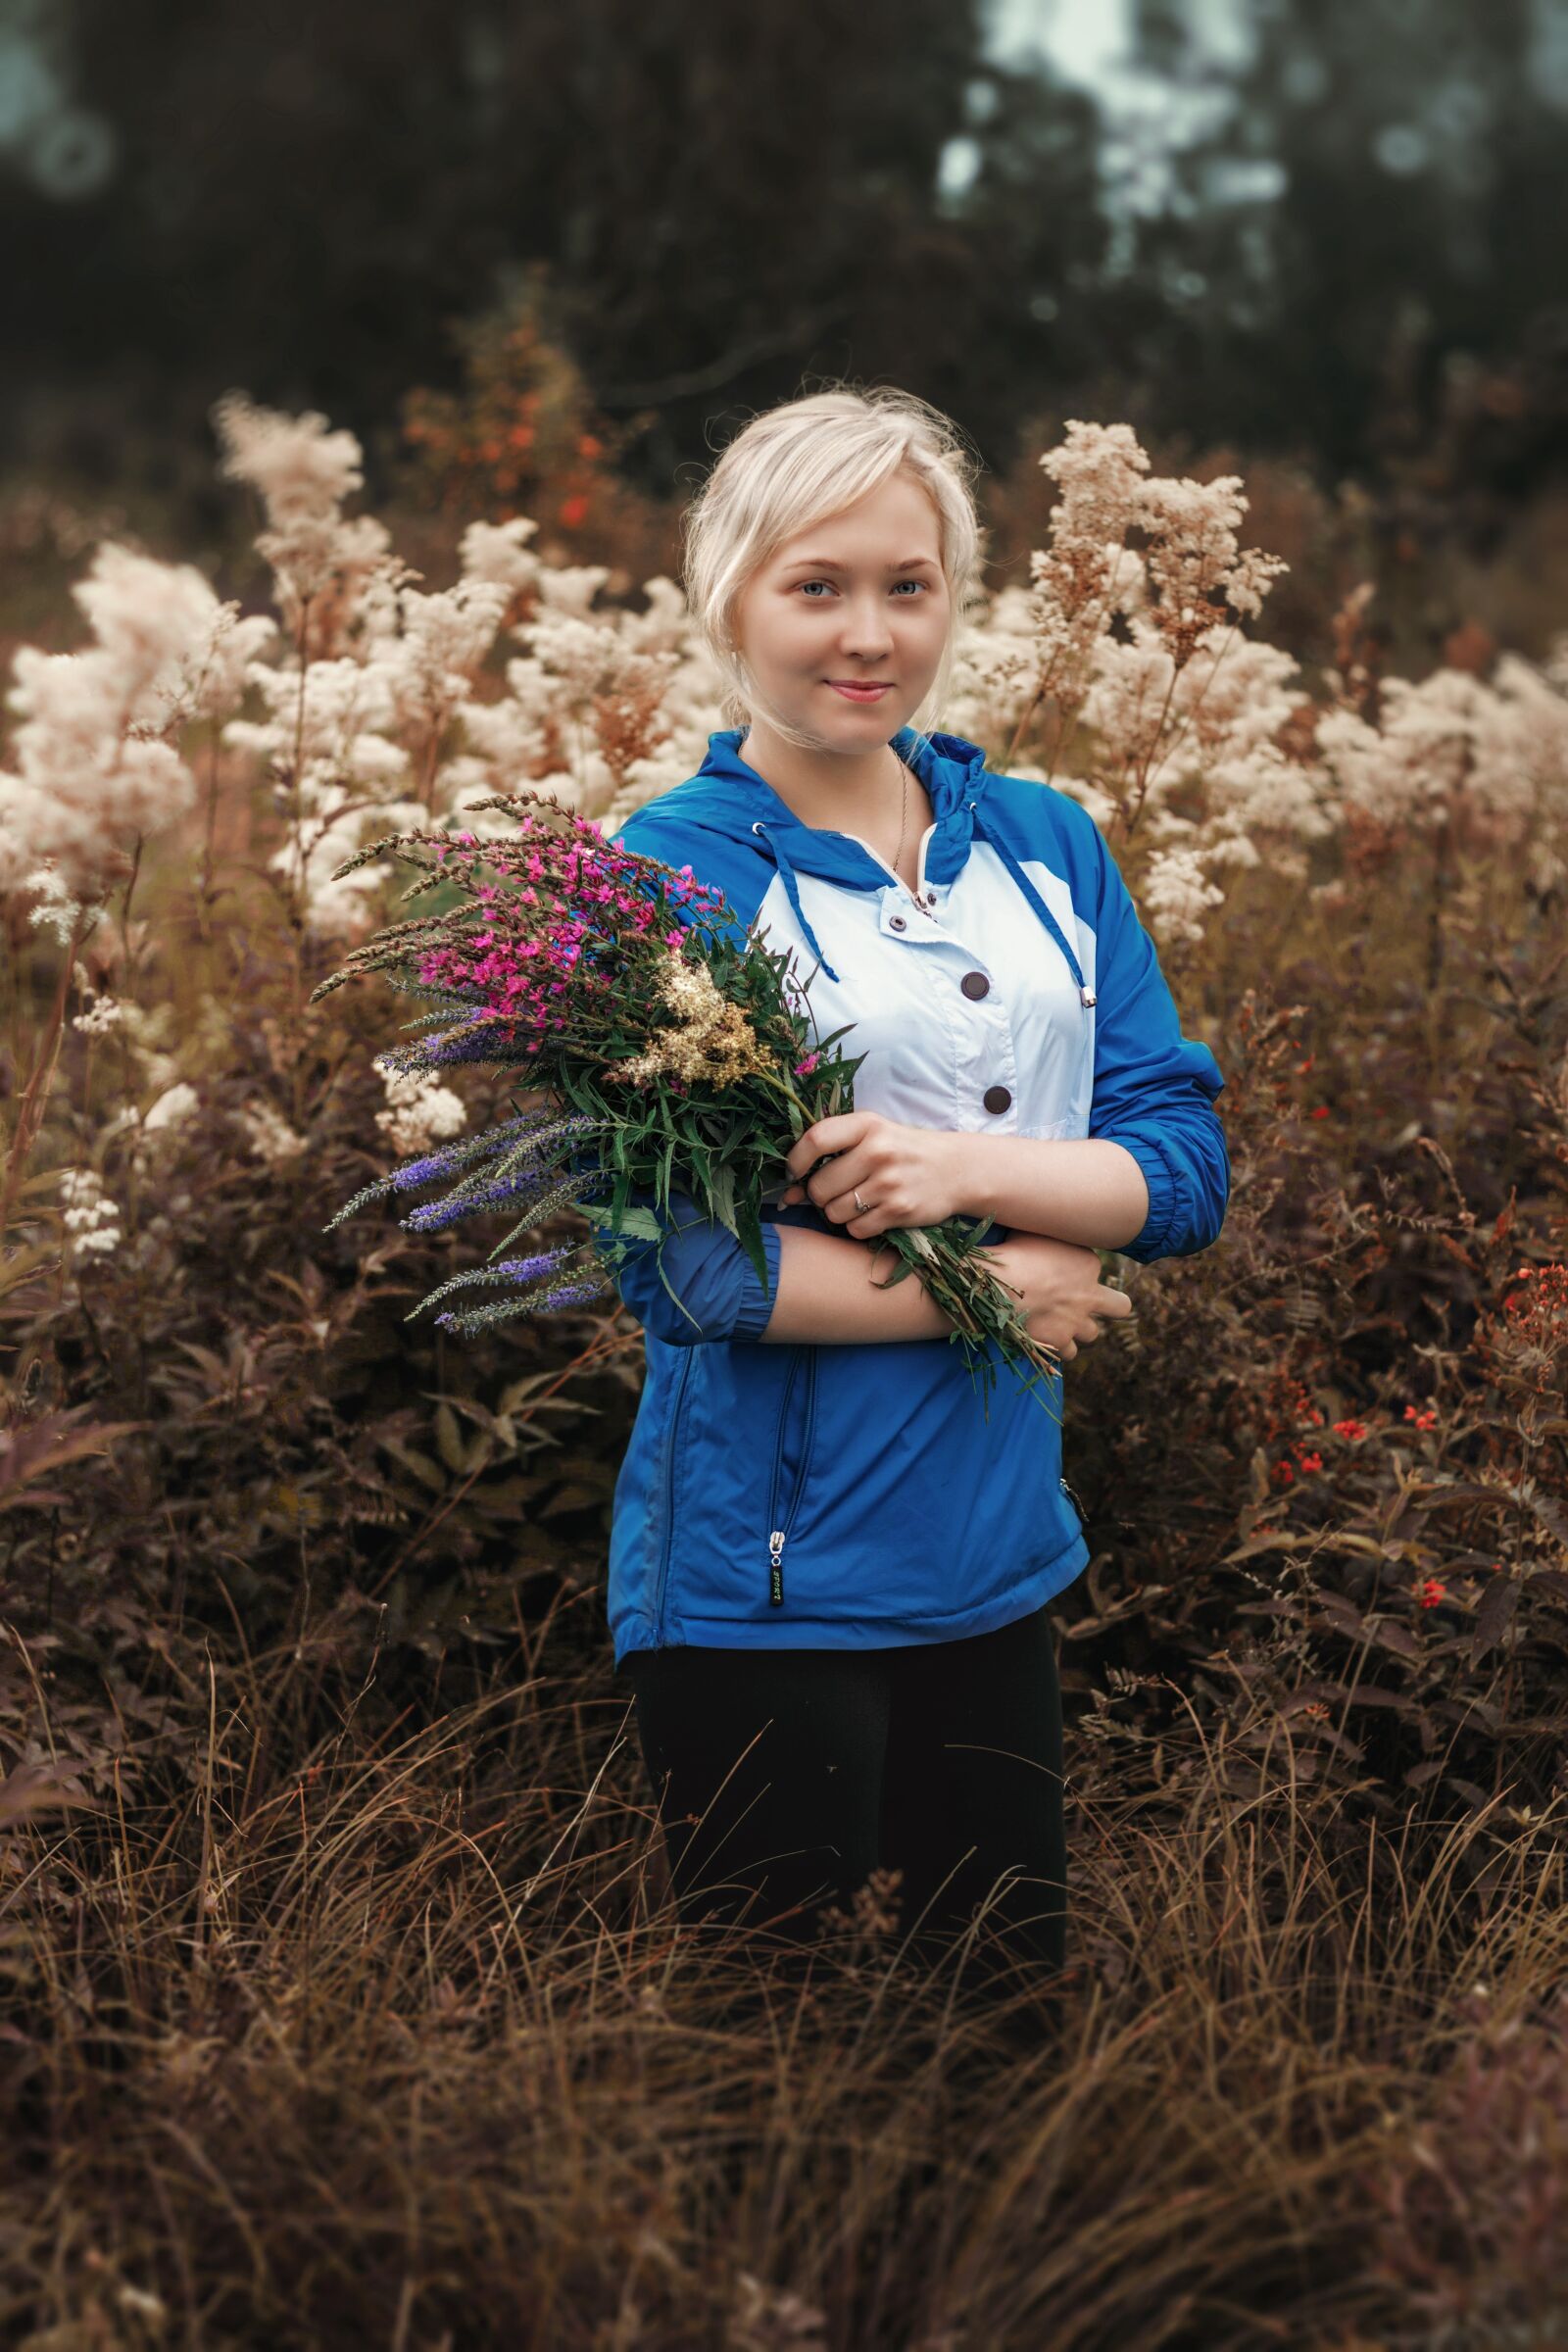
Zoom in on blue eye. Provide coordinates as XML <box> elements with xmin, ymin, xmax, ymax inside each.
<box><xmin>797</xmin><ymin>579</ymin><xmax>929</xmax><ymax>598</ymax></box>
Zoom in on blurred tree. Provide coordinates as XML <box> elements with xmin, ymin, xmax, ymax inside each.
<box><xmin>1119</xmin><ymin>0</ymin><xmax>1568</xmax><ymax>499</ymax></box>
<box><xmin>528</xmin><ymin>6</ymin><xmax>1109</xmax><ymax>488</ymax></box>
<box><xmin>4</xmin><ymin>0</ymin><xmax>1563</xmax><ymax>576</ymax></box>
<box><xmin>1</xmin><ymin>0</ymin><xmax>1107</xmax><ymax>499</ymax></box>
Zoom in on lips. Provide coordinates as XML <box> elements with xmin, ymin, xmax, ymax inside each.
<box><xmin>827</xmin><ymin>681</ymin><xmax>892</xmax><ymax>702</ymax></box>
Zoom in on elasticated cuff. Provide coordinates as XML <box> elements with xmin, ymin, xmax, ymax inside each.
<box><xmin>1101</xmin><ymin>1129</ymin><xmax>1176</xmax><ymax>1262</ymax></box>
<box><xmin>728</xmin><ymin>1217</ymin><xmax>784</xmax><ymax>1340</ymax></box>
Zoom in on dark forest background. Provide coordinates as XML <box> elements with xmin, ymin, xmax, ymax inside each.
<box><xmin>4</xmin><ymin>0</ymin><xmax>1565</xmax><ymax>623</ymax></box>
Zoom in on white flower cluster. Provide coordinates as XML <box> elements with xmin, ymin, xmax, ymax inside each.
<box><xmin>23</xmin><ymin>861</ymin><xmax>88</xmax><ymax>946</ymax></box>
<box><xmin>88</xmin><ymin>1078</ymin><xmax>201</xmax><ymax>1168</ymax></box>
<box><xmin>58</xmin><ymin>1166</ymin><xmax>122</xmax><ymax>1258</ymax></box>
<box><xmin>944</xmin><ymin>419</ymin><xmax>1568</xmax><ymax>944</ymax></box>
<box><xmin>205</xmin><ymin>397</ymin><xmax>705</xmax><ymax>939</ymax></box>
<box><xmin>236</xmin><ymin>1098</ymin><xmax>307</xmax><ymax>1168</ymax></box>
<box><xmin>371</xmin><ymin>1056</ymin><xmax>467</xmax><ymax>1158</ymax></box>
<box><xmin>142</xmin><ymin>1081</ymin><xmax>198</xmax><ymax>1136</ymax></box>
<box><xmin>1316</xmin><ymin>656</ymin><xmax>1568</xmax><ymax>833</ymax></box>
<box><xmin>0</xmin><ymin>539</ymin><xmax>275</xmax><ymax>902</ymax></box>
<box><xmin>2</xmin><ymin>399</ymin><xmax>1564</xmax><ymax>970</ymax></box>
<box><xmin>1138</xmin><ymin>847</ymin><xmax>1228</xmax><ymax>948</ymax></box>
<box><xmin>212</xmin><ymin>390</ymin><xmax>391</xmax><ymax>633</ymax></box>
<box><xmin>71</xmin><ymin>996</ymin><xmax>122</xmax><ymax>1036</ymax></box>
<box><xmin>71</xmin><ymin>981</ymin><xmax>122</xmax><ymax>1035</ymax></box>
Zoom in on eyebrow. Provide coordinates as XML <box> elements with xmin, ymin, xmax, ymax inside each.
<box><xmin>779</xmin><ymin>556</ymin><xmax>938</xmax><ymax>572</ymax></box>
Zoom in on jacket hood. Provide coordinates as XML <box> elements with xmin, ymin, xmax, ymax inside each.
<box><xmin>658</xmin><ymin>725</ymin><xmax>1068</xmax><ymax>994</ymax></box>
<box><xmin>683</xmin><ymin>724</ymin><xmax>995</xmax><ymax>890</ymax></box>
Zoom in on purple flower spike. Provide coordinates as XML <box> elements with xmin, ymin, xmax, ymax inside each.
<box><xmin>403</xmin><ymin>1167</ymin><xmax>555</xmax><ymax>1232</ymax></box>
<box><xmin>393</xmin><ymin>1148</ymin><xmax>465</xmax><ymax>1191</ymax></box>
<box><xmin>532</xmin><ymin>1276</ymin><xmax>605</xmax><ymax>1308</ymax></box>
<box><xmin>488</xmin><ymin>1248</ymin><xmax>574</xmax><ymax>1281</ymax></box>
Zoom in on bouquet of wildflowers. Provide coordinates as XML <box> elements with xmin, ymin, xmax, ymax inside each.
<box><xmin>312</xmin><ymin>788</ymin><xmax>1063</xmax><ymax>1415</ymax></box>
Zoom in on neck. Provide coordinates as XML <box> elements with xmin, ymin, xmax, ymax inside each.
<box><xmin>739</xmin><ymin>716</ymin><xmax>905</xmax><ymax>832</ymax></box>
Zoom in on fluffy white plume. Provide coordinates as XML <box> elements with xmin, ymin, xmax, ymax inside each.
<box><xmin>0</xmin><ymin>542</ymin><xmax>274</xmax><ymax>898</ymax></box>
<box><xmin>372</xmin><ymin>1057</ymin><xmax>468</xmax><ymax>1158</ymax></box>
<box><xmin>5</xmin><ymin>400</ymin><xmax>1563</xmax><ymax>975</ymax></box>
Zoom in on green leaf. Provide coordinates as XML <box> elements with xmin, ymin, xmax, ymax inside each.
<box><xmin>734</xmin><ymin>1198</ymin><xmax>770</xmax><ymax>1298</ymax></box>
<box><xmin>709</xmin><ymin>1158</ymin><xmax>737</xmax><ymax>1235</ymax></box>
<box><xmin>607</xmin><ymin>1205</ymin><xmax>663</xmax><ymax>1242</ymax></box>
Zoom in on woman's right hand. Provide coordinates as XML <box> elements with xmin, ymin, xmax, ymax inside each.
<box><xmin>976</xmin><ymin>1232</ymin><xmax>1134</xmax><ymax>1360</ymax></box>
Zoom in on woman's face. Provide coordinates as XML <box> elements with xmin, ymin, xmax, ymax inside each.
<box><xmin>729</xmin><ymin>472</ymin><xmax>952</xmax><ymax>750</ymax></box>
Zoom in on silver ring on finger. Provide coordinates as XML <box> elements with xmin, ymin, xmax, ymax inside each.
<box><xmin>853</xmin><ymin>1188</ymin><xmax>871</xmax><ymax>1215</ymax></box>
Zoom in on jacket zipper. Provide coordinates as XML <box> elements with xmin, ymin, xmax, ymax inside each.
<box><xmin>766</xmin><ymin>1347</ymin><xmax>818</xmax><ymax>1606</ymax></box>
<box><xmin>652</xmin><ymin>1350</ymin><xmax>695</xmax><ymax>1643</ymax></box>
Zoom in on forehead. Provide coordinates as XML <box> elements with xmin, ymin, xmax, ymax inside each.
<box><xmin>768</xmin><ymin>476</ymin><xmax>943</xmax><ymax>567</ymax></box>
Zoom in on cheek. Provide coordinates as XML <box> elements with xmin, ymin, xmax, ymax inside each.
<box><xmin>772</xmin><ymin>605</ymin><xmax>834</xmax><ymax>659</ymax></box>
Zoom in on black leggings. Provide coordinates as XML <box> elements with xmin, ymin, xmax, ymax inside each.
<box><xmin>617</xmin><ymin>1601</ymin><xmax>1066</xmax><ymax>1992</ymax></box>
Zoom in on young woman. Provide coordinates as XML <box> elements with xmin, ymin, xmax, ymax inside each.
<box><xmin>593</xmin><ymin>385</ymin><xmax>1229</xmax><ymax>2004</ymax></box>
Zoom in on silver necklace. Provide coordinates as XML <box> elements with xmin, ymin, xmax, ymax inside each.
<box><xmin>889</xmin><ymin>748</ymin><xmax>908</xmax><ymax>887</ymax></box>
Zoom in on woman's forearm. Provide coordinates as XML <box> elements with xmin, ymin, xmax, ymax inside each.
<box><xmin>760</xmin><ymin>1226</ymin><xmax>953</xmax><ymax>1345</ymax></box>
<box><xmin>948</xmin><ymin>1133</ymin><xmax>1150</xmax><ymax>1252</ymax></box>
<box><xmin>753</xmin><ymin>1135</ymin><xmax>1151</xmax><ymax>1345</ymax></box>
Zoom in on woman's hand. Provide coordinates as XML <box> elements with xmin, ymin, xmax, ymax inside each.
<box><xmin>977</xmin><ymin>1232</ymin><xmax>1133</xmax><ymax>1360</ymax></box>
<box><xmin>777</xmin><ymin>1111</ymin><xmax>966</xmax><ymax>1237</ymax></box>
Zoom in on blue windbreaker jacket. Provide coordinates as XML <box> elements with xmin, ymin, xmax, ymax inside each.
<box><xmin>591</xmin><ymin>723</ymin><xmax>1229</xmax><ymax>1666</ymax></box>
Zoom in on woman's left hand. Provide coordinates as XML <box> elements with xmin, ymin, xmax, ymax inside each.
<box><xmin>777</xmin><ymin>1111</ymin><xmax>968</xmax><ymax>1238</ymax></box>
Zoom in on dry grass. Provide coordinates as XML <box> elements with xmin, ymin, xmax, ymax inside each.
<box><xmin>5</xmin><ymin>1585</ymin><xmax>1567</xmax><ymax>2349</ymax></box>
<box><xmin>4</xmin><ymin>436</ymin><xmax>1567</xmax><ymax>2347</ymax></box>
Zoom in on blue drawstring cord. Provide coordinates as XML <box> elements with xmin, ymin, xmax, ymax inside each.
<box><xmin>967</xmin><ymin>799</ymin><xmax>1098</xmax><ymax>1010</ymax></box>
<box><xmin>750</xmin><ymin>819</ymin><xmax>841</xmax><ymax>983</ymax></box>
<box><xmin>750</xmin><ymin>799</ymin><xmax>1095</xmax><ymax>1013</ymax></box>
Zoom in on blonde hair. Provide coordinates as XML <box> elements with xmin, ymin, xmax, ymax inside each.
<box><xmin>679</xmin><ymin>382</ymin><xmax>985</xmax><ymax>752</ymax></box>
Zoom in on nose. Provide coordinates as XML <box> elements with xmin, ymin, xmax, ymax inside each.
<box><xmin>837</xmin><ymin>595</ymin><xmax>894</xmax><ymax>658</ymax></box>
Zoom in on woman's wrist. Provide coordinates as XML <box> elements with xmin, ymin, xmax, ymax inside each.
<box><xmin>945</xmin><ymin>1131</ymin><xmax>1151</xmax><ymax>1251</ymax></box>
<box><xmin>938</xmin><ymin>1127</ymin><xmax>997</xmax><ymax>1224</ymax></box>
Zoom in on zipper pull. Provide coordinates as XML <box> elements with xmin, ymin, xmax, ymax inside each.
<box><xmin>768</xmin><ymin>1529</ymin><xmax>786</xmax><ymax>1606</ymax></box>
